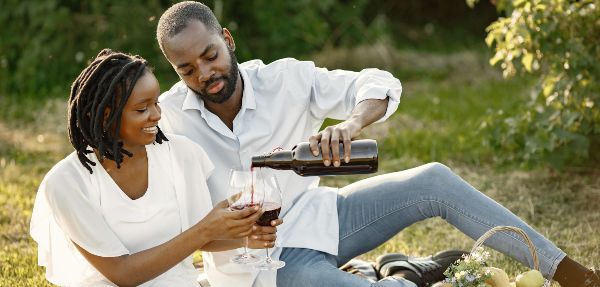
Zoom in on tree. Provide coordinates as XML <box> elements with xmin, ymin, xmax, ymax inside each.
<box><xmin>469</xmin><ymin>0</ymin><xmax>600</xmax><ymax>166</ymax></box>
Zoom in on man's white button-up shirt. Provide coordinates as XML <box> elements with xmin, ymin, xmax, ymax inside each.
<box><xmin>158</xmin><ymin>58</ymin><xmax>402</xmax><ymax>287</ymax></box>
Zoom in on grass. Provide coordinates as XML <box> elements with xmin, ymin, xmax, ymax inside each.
<box><xmin>1</xmin><ymin>45</ymin><xmax>598</xmax><ymax>286</ymax></box>
<box><xmin>0</xmin><ymin>98</ymin><xmax>70</xmax><ymax>286</ymax></box>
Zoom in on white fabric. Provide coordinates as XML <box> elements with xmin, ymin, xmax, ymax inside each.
<box><xmin>158</xmin><ymin>58</ymin><xmax>402</xmax><ymax>287</ymax></box>
<box><xmin>30</xmin><ymin>134</ymin><xmax>215</xmax><ymax>286</ymax></box>
<box><xmin>95</xmin><ymin>143</ymin><xmax>182</xmax><ymax>254</ymax></box>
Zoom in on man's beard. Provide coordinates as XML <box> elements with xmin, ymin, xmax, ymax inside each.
<box><xmin>192</xmin><ymin>47</ymin><xmax>239</xmax><ymax>104</ymax></box>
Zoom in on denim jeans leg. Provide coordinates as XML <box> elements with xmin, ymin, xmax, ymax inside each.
<box><xmin>278</xmin><ymin>247</ymin><xmax>417</xmax><ymax>287</ymax></box>
<box><xmin>335</xmin><ymin>162</ymin><xmax>566</xmax><ymax>279</ymax></box>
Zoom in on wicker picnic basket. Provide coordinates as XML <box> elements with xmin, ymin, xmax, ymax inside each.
<box><xmin>467</xmin><ymin>225</ymin><xmax>549</xmax><ymax>287</ymax></box>
<box><xmin>472</xmin><ymin>226</ymin><xmax>540</xmax><ymax>269</ymax></box>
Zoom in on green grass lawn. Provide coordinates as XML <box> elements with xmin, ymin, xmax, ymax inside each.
<box><xmin>1</xmin><ymin>48</ymin><xmax>598</xmax><ymax>286</ymax></box>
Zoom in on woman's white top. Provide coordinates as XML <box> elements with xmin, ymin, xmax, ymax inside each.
<box><xmin>30</xmin><ymin>134</ymin><xmax>214</xmax><ymax>286</ymax></box>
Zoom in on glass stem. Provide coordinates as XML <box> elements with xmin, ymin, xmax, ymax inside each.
<box><xmin>265</xmin><ymin>247</ymin><xmax>271</xmax><ymax>262</ymax></box>
<box><xmin>243</xmin><ymin>237</ymin><xmax>249</xmax><ymax>255</ymax></box>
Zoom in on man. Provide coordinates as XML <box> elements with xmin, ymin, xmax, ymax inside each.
<box><xmin>155</xmin><ymin>2</ymin><xmax>599</xmax><ymax>287</ymax></box>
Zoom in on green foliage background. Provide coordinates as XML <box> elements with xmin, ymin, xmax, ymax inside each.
<box><xmin>0</xmin><ymin>0</ymin><xmax>596</xmax><ymax>163</ymax></box>
<box><xmin>0</xmin><ymin>0</ymin><xmax>496</xmax><ymax>97</ymax></box>
<box><xmin>470</xmin><ymin>0</ymin><xmax>600</xmax><ymax>166</ymax></box>
<box><xmin>0</xmin><ymin>0</ymin><xmax>172</xmax><ymax>96</ymax></box>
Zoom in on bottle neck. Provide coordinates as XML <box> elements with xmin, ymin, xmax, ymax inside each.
<box><xmin>251</xmin><ymin>151</ymin><xmax>294</xmax><ymax>169</ymax></box>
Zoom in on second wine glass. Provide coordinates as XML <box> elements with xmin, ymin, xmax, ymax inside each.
<box><xmin>253</xmin><ymin>171</ymin><xmax>285</xmax><ymax>270</ymax></box>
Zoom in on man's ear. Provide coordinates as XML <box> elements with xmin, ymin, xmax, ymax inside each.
<box><xmin>223</xmin><ymin>28</ymin><xmax>235</xmax><ymax>51</ymax></box>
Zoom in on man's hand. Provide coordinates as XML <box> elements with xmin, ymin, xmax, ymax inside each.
<box><xmin>247</xmin><ymin>219</ymin><xmax>283</xmax><ymax>249</ymax></box>
<box><xmin>308</xmin><ymin>119</ymin><xmax>362</xmax><ymax>167</ymax></box>
<box><xmin>308</xmin><ymin>98</ymin><xmax>388</xmax><ymax>167</ymax></box>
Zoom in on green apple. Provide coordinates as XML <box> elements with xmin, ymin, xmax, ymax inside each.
<box><xmin>515</xmin><ymin>270</ymin><xmax>545</xmax><ymax>287</ymax></box>
<box><xmin>484</xmin><ymin>267</ymin><xmax>510</xmax><ymax>287</ymax></box>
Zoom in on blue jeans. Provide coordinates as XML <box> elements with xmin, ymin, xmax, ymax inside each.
<box><xmin>277</xmin><ymin>163</ymin><xmax>566</xmax><ymax>287</ymax></box>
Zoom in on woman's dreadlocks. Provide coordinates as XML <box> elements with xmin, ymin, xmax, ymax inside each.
<box><xmin>67</xmin><ymin>49</ymin><xmax>168</xmax><ymax>174</ymax></box>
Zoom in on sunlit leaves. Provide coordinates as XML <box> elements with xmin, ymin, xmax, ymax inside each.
<box><xmin>469</xmin><ymin>0</ymin><xmax>600</xmax><ymax>166</ymax></box>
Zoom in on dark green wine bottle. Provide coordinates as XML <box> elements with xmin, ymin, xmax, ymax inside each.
<box><xmin>251</xmin><ymin>139</ymin><xmax>378</xmax><ymax>176</ymax></box>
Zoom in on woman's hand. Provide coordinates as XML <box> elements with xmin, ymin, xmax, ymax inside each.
<box><xmin>197</xmin><ymin>200</ymin><xmax>264</xmax><ymax>241</ymax></box>
<box><xmin>247</xmin><ymin>218</ymin><xmax>283</xmax><ymax>249</ymax></box>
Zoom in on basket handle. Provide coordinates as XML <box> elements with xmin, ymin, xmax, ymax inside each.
<box><xmin>471</xmin><ymin>226</ymin><xmax>540</xmax><ymax>271</ymax></box>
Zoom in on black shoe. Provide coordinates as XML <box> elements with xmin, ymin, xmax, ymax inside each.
<box><xmin>340</xmin><ymin>259</ymin><xmax>379</xmax><ymax>282</ymax></box>
<box><xmin>375</xmin><ymin>249</ymin><xmax>468</xmax><ymax>287</ymax></box>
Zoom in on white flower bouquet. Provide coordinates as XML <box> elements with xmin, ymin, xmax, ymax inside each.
<box><xmin>443</xmin><ymin>246</ymin><xmax>492</xmax><ymax>286</ymax></box>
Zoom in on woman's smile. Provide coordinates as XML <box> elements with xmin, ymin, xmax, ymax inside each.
<box><xmin>142</xmin><ymin>125</ymin><xmax>159</xmax><ymax>134</ymax></box>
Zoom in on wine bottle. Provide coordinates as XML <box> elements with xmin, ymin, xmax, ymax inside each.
<box><xmin>251</xmin><ymin>139</ymin><xmax>378</xmax><ymax>176</ymax></box>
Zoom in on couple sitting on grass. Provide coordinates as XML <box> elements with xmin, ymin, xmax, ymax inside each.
<box><xmin>30</xmin><ymin>2</ymin><xmax>598</xmax><ymax>287</ymax></box>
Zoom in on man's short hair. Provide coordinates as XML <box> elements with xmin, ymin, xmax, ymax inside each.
<box><xmin>156</xmin><ymin>1</ymin><xmax>222</xmax><ymax>54</ymax></box>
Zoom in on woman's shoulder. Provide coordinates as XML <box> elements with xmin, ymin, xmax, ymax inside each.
<box><xmin>44</xmin><ymin>152</ymin><xmax>87</xmax><ymax>183</ymax></box>
<box><xmin>41</xmin><ymin>152</ymin><xmax>98</xmax><ymax>202</ymax></box>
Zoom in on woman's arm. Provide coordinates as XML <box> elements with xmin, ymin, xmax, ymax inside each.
<box><xmin>75</xmin><ymin>200</ymin><xmax>262</xmax><ymax>287</ymax></box>
<box><xmin>74</xmin><ymin>223</ymin><xmax>207</xmax><ymax>287</ymax></box>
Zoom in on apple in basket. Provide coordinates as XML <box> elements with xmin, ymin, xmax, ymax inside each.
<box><xmin>483</xmin><ymin>267</ymin><xmax>510</xmax><ymax>287</ymax></box>
<box><xmin>515</xmin><ymin>270</ymin><xmax>544</xmax><ymax>287</ymax></box>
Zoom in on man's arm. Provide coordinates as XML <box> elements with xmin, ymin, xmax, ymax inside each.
<box><xmin>302</xmin><ymin>62</ymin><xmax>401</xmax><ymax>166</ymax></box>
<box><xmin>309</xmin><ymin>97</ymin><xmax>389</xmax><ymax>167</ymax></box>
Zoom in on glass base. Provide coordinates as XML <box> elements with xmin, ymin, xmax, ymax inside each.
<box><xmin>254</xmin><ymin>258</ymin><xmax>286</xmax><ymax>270</ymax></box>
<box><xmin>230</xmin><ymin>253</ymin><xmax>262</xmax><ymax>265</ymax></box>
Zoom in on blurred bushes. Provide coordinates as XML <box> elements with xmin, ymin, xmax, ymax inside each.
<box><xmin>0</xmin><ymin>0</ymin><xmax>496</xmax><ymax>99</ymax></box>
<box><xmin>0</xmin><ymin>0</ymin><xmax>168</xmax><ymax>97</ymax></box>
<box><xmin>0</xmin><ymin>0</ymin><xmax>382</xmax><ymax>98</ymax></box>
<box><xmin>470</xmin><ymin>0</ymin><xmax>600</xmax><ymax>166</ymax></box>
<box><xmin>2</xmin><ymin>0</ymin><xmax>597</xmax><ymax>166</ymax></box>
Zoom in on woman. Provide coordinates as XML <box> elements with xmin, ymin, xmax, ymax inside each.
<box><xmin>30</xmin><ymin>49</ymin><xmax>277</xmax><ymax>286</ymax></box>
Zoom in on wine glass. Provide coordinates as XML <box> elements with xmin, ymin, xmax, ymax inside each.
<box><xmin>253</xmin><ymin>171</ymin><xmax>285</xmax><ymax>270</ymax></box>
<box><xmin>226</xmin><ymin>169</ymin><xmax>263</xmax><ymax>265</ymax></box>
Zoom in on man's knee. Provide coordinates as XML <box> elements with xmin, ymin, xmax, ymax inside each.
<box><xmin>417</xmin><ymin>162</ymin><xmax>458</xmax><ymax>185</ymax></box>
<box><xmin>421</xmin><ymin>162</ymin><xmax>452</xmax><ymax>176</ymax></box>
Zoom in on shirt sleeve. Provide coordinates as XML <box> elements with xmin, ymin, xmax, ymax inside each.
<box><xmin>30</xmin><ymin>159</ymin><xmax>129</xmax><ymax>285</ymax></box>
<box><xmin>304</xmin><ymin>61</ymin><xmax>402</xmax><ymax>123</ymax></box>
<box><xmin>31</xmin><ymin>162</ymin><xmax>130</xmax><ymax>257</ymax></box>
<box><xmin>45</xmin><ymin>170</ymin><xmax>130</xmax><ymax>256</ymax></box>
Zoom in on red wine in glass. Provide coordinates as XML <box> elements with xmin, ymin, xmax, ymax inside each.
<box><xmin>252</xmin><ymin>171</ymin><xmax>285</xmax><ymax>270</ymax></box>
<box><xmin>256</xmin><ymin>202</ymin><xmax>281</xmax><ymax>226</ymax></box>
<box><xmin>230</xmin><ymin>203</ymin><xmax>260</xmax><ymax>211</ymax></box>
